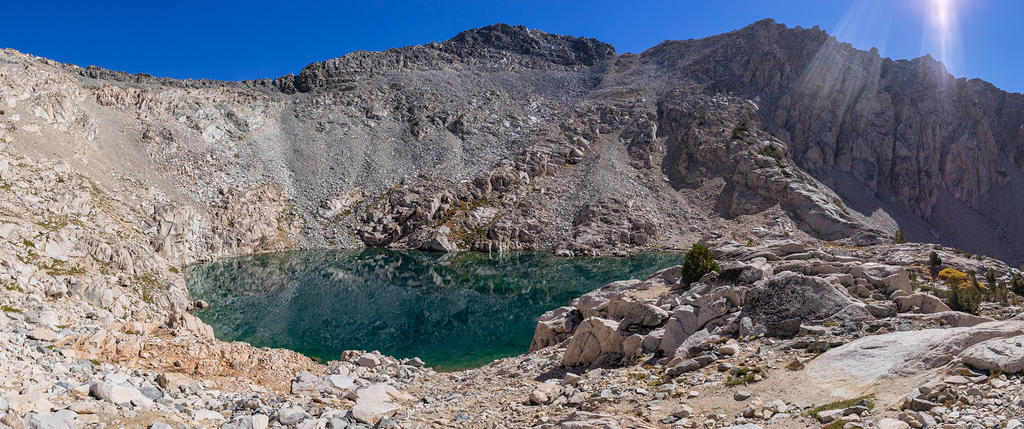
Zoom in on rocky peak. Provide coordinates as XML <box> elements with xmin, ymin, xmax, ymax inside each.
<box><xmin>437</xmin><ymin>23</ymin><xmax>616</xmax><ymax>67</ymax></box>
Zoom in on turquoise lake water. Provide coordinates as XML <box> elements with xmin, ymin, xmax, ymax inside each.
<box><xmin>186</xmin><ymin>249</ymin><xmax>679</xmax><ymax>370</ymax></box>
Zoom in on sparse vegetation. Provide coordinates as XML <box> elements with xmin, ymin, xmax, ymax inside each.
<box><xmin>682</xmin><ymin>243</ymin><xmax>721</xmax><ymax>287</ymax></box>
<box><xmin>892</xmin><ymin>229</ymin><xmax>906</xmax><ymax>244</ymax></box>
<box><xmin>832</xmin><ymin>197</ymin><xmax>850</xmax><ymax>216</ymax></box>
<box><xmin>983</xmin><ymin>267</ymin><xmax>1011</xmax><ymax>304</ymax></box>
<box><xmin>757</xmin><ymin>145</ymin><xmax>784</xmax><ymax>162</ymax></box>
<box><xmin>725</xmin><ymin>366</ymin><xmax>763</xmax><ymax>386</ymax></box>
<box><xmin>2</xmin><ymin>304</ymin><xmax>22</xmax><ymax>314</ymax></box>
<box><xmin>929</xmin><ymin>251</ymin><xmax>942</xmax><ymax>267</ymax></box>
<box><xmin>731</xmin><ymin>122</ymin><xmax>749</xmax><ymax>140</ymax></box>
<box><xmin>1012</xmin><ymin>271</ymin><xmax>1024</xmax><ymax>297</ymax></box>
<box><xmin>807</xmin><ymin>395</ymin><xmax>875</xmax><ymax>419</ymax></box>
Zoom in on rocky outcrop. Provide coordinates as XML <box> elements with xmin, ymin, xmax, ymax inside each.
<box><xmin>741</xmin><ymin>271</ymin><xmax>873</xmax><ymax>336</ymax></box>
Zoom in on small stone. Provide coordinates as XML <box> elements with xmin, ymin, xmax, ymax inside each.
<box><xmin>765</xmin><ymin>399</ymin><xmax>787</xmax><ymax>413</ymax></box>
<box><xmin>529</xmin><ymin>383</ymin><xmax>559</xmax><ymax>405</ymax></box>
<box><xmin>89</xmin><ymin>382</ymin><xmax>153</xmax><ymax>408</ymax></box>
<box><xmin>944</xmin><ymin>375</ymin><xmax>970</xmax><ymax>385</ymax></box>
<box><xmin>221</xmin><ymin>414</ymin><xmax>269</xmax><ymax>429</ymax></box>
<box><xmin>671</xmin><ymin>404</ymin><xmax>693</xmax><ymax>418</ymax></box>
<box><xmin>718</xmin><ymin>343</ymin><xmax>739</xmax><ymax>355</ymax></box>
<box><xmin>876</xmin><ymin>418</ymin><xmax>910</xmax><ymax>429</ymax></box>
<box><xmin>817</xmin><ymin>409</ymin><xmax>843</xmax><ymax>423</ymax></box>
<box><xmin>192</xmin><ymin>409</ymin><xmax>224</xmax><ymax>421</ymax></box>
<box><xmin>905</xmin><ymin>398</ymin><xmax>937</xmax><ymax>411</ymax></box>
<box><xmin>27</xmin><ymin>328</ymin><xmax>58</xmax><ymax>342</ymax></box>
<box><xmin>357</xmin><ymin>354</ymin><xmax>381</xmax><ymax>368</ymax></box>
<box><xmin>734</xmin><ymin>390</ymin><xmax>753</xmax><ymax>401</ymax></box>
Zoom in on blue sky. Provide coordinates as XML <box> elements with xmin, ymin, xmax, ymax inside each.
<box><xmin>2</xmin><ymin>0</ymin><xmax>1021</xmax><ymax>93</ymax></box>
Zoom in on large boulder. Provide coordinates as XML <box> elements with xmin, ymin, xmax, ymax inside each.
<box><xmin>351</xmin><ymin>383</ymin><xmax>414</xmax><ymax>424</ymax></box>
<box><xmin>529</xmin><ymin>306</ymin><xmax>581</xmax><ymax>351</ymax></box>
<box><xmin>89</xmin><ymin>382</ymin><xmax>153</xmax><ymax>407</ymax></box>
<box><xmin>741</xmin><ymin>272</ymin><xmax>872</xmax><ymax>336</ymax></box>
<box><xmin>562</xmin><ymin>317</ymin><xmax>624</xmax><ymax>367</ymax></box>
<box><xmin>574</xmin><ymin>280</ymin><xmax>641</xmax><ymax>318</ymax></box>
<box><xmin>659</xmin><ymin>305</ymin><xmax>699</xmax><ymax>354</ymax></box>
<box><xmin>167</xmin><ymin>313</ymin><xmax>215</xmax><ymax>341</ymax></box>
<box><xmin>419</xmin><ymin>226</ymin><xmax>459</xmax><ymax>252</ymax></box>
<box><xmin>894</xmin><ymin>293</ymin><xmax>952</xmax><ymax>314</ymax></box>
<box><xmin>607</xmin><ymin>295</ymin><xmax>669</xmax><ymax>329</ymax></box>
<box><xmin>960</xmin><ymin>335</ymin><xmax>1024</xmax><ymax>373</ymax></box>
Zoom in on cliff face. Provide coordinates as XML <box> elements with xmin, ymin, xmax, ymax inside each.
<box><xmin>644</xmin><ymin>20</ymin><xmax>1024</xmax><ymax>260</ymax></box>
<box><xmin>2</xmin><ymin>20</ymin><xmax>1022</xmax><ymax>264</ymax></box>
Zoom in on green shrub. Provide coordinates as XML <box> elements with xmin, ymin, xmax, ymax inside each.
<box><xmin>1013</xmin><ymin>272</ymin><xmax>1024</xmax><ymax>297</ymax></box>
<box><xmin>758</xmin><ymin>145</ymin><xmax>784</xmax><ymax>162</ymax></box>
<box><xmin>731</xmin><ymin>122</ymin><xmax>749</xmax><ymax>140</ymax></box>
<box><xmin>892</xmin><ymin>229</ymin><xmax>906</xmax><ymax>244</ymax></box>
<box><xmin>682</xmin><ymin>243</ymin><xmax>720</xmax><ymax>287</ymax></box>
<box><xmin>929</xmin><ymin>251</ymin><xmax>942</xmax><ymax>266</ymax></box>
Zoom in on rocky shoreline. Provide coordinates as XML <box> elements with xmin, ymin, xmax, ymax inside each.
<box><xmin>4</xmin><ymin>180</ymin><xmax>1024</xmax><ymax>428</ymax></box>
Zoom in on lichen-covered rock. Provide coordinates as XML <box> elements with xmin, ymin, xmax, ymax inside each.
<box><xmin>742</xmin><ymin>272</ymin><xmax>873</xmax><ymax>336</ymax></box>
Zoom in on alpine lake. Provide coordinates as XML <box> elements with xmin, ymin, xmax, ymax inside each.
<box><xmin>187</xmin><ymin>249</ymin><xmax>680</xmax><ymax>371</ymax></box>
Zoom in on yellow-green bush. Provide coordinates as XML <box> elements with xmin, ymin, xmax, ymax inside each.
<box><xmin>940</xmin><ymin>268</ymin><xmax>982</xmax><ymax>314</ymax></box>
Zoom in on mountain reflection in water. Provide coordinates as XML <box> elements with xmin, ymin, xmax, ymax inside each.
<box><xmin>187</xmin><ymin>249</ymin><xmax>680</xmax><ymax>370</ymax></box>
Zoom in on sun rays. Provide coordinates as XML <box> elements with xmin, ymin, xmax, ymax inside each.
<box><xmin>923</xmin><ymin>0</ymin><xmax>964</xmax><ymax>74</ymax></box>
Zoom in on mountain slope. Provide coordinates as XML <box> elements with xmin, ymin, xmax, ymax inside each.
<box><xmin>1</xmin><ymin>20</ymin><xmax>1021</xmax><ymax>264</ymax></box>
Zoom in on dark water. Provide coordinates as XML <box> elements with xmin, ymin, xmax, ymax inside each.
<box><xmin>186</xmin><ymin>249</ymin><xmax>679</xmax><ymax>370</ymax></box>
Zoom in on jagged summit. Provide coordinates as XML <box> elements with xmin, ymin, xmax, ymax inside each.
<box><xmin>437</xmin><ymin>23</ymin><xmax>616</xmax><ymax>67</ymax></box>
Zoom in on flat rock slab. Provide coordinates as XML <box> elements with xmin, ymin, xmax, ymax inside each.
<box><xmin>806</xmin><ymin>321</ymin><xmax>1024</xmax><ymax>400</ymax></box>
<box><xmin>352</xmin><ymin>383</ymin><xmax>414</xmax><ymax>424</ymax></box>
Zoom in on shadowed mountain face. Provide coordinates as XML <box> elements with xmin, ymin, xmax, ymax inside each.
<box><xmin>2</xmin><ymin>19</ymin><xmax>1021</xmax><ymax>265</ymax></box>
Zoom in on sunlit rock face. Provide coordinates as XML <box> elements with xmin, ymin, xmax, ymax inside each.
<box><xmin>653</xmin><ymin>19</ymin><xmax>1024</xmax><ymax>262</ymax></box>
<box><xmin>187</xmin><ymin>249</ymin><xmax>679</xmax><ymax>370</ymax></box>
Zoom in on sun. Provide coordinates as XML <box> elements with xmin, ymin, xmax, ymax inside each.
<box><xmin>922</xmin><ymin>0</ymin><xmax>963</xmax><ymax>73</ymax></box>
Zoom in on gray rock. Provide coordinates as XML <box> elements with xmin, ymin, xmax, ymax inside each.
<box><xmin>807</xmin><ymin>320</ymin><xmax>1024</xmax><ymax>394</ymax></box>
<box><xmin>742</xmin><ymin>272</ymin><xmax>873</xmax><ymax>336</ymax></box>
<box><xmin>89</xmin><ymin>382</ymin><xmax>153</xmax><ymax>407</ymax></box>
<box><xmin>659</xmin><ymin>305</ymin><xmax>699</xmax><ymax>353</ymax></box>
<box><xmin>291</xmin><ymin>371</ymin><xmax>319</xmax><ymax>393</ymax></box>
<box><xmin>278</xmin><ymin>406</ymin><xmax>309</xmax><ymax>425</ymax></box>
<box><xmin>666</xmin><ymin>354</ymin><xmax>716</xmax><ymax>376</ymax></box>
<box><xmin>22</xmin><ymin>411</ymin><xmax>77</xmax><ymax>429</ymax></box>
<box><xmin>529</xmin><ymin>306</ymin><xmax>581</xmax><ymax>352</ymax></box>
<box><xmin>695</xmin><ymin>297</ymin><xmax>730</xmax><ymax>330</ymax></box>
<box><xmin>562</xmin><ymin>317</ymin><xmax>624</xmax><ymax>367</ymax></box>
<box><xmin>351</xmin><ymin>383</ymin><xmax>412</xmax><ymax>424</ymax></box>
<box><xmin>960</xmin><ymin>335</ymin><xmax>1024</xmax><ymax>373</ymax></box>
<box><xmin>222</xmin><ymin>414</ymin><xmax>269</xmax><ymax>429</ymax></box>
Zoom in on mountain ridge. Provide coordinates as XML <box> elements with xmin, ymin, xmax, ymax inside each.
<box><xmin>2</xmin><ymin>19</ymin><xmax>1022</xmax><ymax>264</ymax></box>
